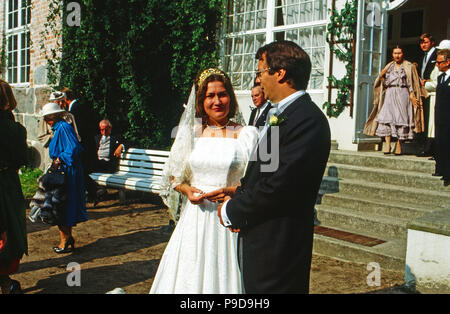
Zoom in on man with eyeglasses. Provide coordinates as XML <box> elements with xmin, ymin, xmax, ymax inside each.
<box><xmin>216</xmin><ymin>41</ymin><xmax>331</xmax><ymax>293</ymax></box>
<box><xmin>433</xmin><ymin>48</ymin><xmax>450</xmax><ymax>186</ymax></box>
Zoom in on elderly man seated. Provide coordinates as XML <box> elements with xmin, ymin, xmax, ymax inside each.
<box><xmin>94</xmin><ymin>119</ymin><xmax>125</xmax><ymax>173</ymax></box>
<box><xmin>92</xmin><ymin>120</ymin><xmax>126</xmax><ymax>205</ymax></box>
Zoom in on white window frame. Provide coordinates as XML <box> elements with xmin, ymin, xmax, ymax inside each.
<box><xmin>222</xmin><ymin>0</ymin><xmax>330</xmax><ymax>91</ymax></box>
<box><xmin>5</xmin><ymin>0</ymin><xmax>31</xmax><ymax>86</ymax></box>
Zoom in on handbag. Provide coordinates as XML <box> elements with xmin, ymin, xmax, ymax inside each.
<box><xmin>42</xmin><ymin>165</ymin><xmax>66</xmax><ymax>189</ymax></box>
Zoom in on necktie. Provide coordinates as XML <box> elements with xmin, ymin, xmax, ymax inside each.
<box><xmin>439</xmin><ymin>73</ymin><xmax>446</xmax><ymax>85</ymax></box>
<box><xmin>253</xmin><ymin>108</ymin><xmax>260</xmax><ymax>126</ymax></box>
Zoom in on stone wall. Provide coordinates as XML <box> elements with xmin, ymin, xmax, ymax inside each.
<box><xmin>1</xmin><ymin>0</ymin><xmax>63</xmax><ymax>169</ymax></box>
<box><xmin>13</xmin><ymin>86</ymin><xmax>53</xmax><ymax>169</ymax></box>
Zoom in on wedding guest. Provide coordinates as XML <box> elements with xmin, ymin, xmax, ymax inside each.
<box><xmin>424</xmin><ymin>40</ymin><xmax>450</xmax><ymax>160</ymax></box>
<box><xmin>60</xmin><ymin>87</ymin><xmax>98</xmax><ymax>202</ymax></box>
<box><xmin>94</xmin><ymin>119</ymin><xmax>125</xmax><ymax>174</ymax></box>
<box><xmin>214</xmin><ymin>41</ymin><xmax>331</xmax><ymax>293</ymax></box>
<box><xmin>248</xmin><ymin>83</ymin><xmax>271</xmax><ymax>128</ymax></box>
<box><xmin>91</xmin><ymin>119</ymin><xmax>126</xmax><ymax>205</ymax></box>
<box><xmin>42</xmin><ymin>103</ymin><xmax>88</xmax><ymax>253</ymax></box>
<box><xmin>150</xmin><ymin>68</ymin><xmax>258</xmax><ymax>293</ymax></box>
<box><xmin>0</xmin><ymin>80</ymin><xmax>28</xmax><ymax>294</ymax></box>
<box><xmin>364</xmin><ymin>45</ymin><xmax>426</xmax><ymax>155</ymax></box>
<box><xmin>416</xmin><ymin>33</ymin><xmax>437</xmax><ymax>157</ymax></box>
<box><xmin>38</xmin><ymin>91</ymin><xmax>81</xmax><ymax>148</ymax></box>
<box><xmin>433</xmin><ymin>49</ymin><xmax>450</xmax><ymax>186</ymax></box>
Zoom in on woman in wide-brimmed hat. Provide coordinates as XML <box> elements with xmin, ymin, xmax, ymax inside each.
<box><xmin>42</xmin><ymin>102</ymin><xmax>87</xmax><ymax>254</ymax></box>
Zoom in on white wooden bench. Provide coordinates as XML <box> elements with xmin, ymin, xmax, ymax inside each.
<box><xmin>89</xmin><ymin>148</ymin><xmax>170</xmax><ymax>197</ymax></box>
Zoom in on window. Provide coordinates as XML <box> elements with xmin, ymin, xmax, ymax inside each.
<box><xmin>222</xmin><ymin>0</ymin><xmax>329</xmax><ymax>90</ymax></box>
<box><xmin>5</xmin><ymin>0</ymin><xmax>31</xmax><ymax>84</ymax></box>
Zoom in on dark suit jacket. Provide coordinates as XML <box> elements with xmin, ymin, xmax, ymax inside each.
<box><xmin>69</xmin><ymin>99</ymin><xmax>99</xmax><ymax>172</ymax></box>
<box><xmin>418</xmin><ymin>49</ymin><xmax>437</xmax><ymax>80</ymax></box>
<box><xmin>434</xmin><ymin>73</ymin><xmax>450</xmax><ymax>177</ymax></box>
<box><xmin>248</xmin><ymin>103</ymin><xmax>271</xmax><ymax>128</ymax></box>
<box><xmin>94</xmin><ymin>134</ymin><xmax>125</xmax><ymax>173</ymax></box>
<box><xmin>227</xmin><ymin>93</ymin><xmax>331</xmax><ymax>293</ymax></box>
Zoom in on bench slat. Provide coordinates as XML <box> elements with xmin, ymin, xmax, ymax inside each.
<box><xmin>121</xmin><ymin>154</ymin><xmax>168</xmax><ymax>164</ymax></box>
<box><xmin>119</xmin><ymin>159</ymin><xmax>165</xmax><ymax>170</ymax></box>
<box><xmin>90</xmin><ymin>174</ymin><xmax>162</xmax><ymax>191</ymax></box>
<box><xmin>118</xmin><ymin>166</ymin><xmax>164</xmax><ymax>176</ymax></box>
<box><xmin>126</xmin><ymin>148</ymin><xmax>170</xmax><ymax>157</ymax></box>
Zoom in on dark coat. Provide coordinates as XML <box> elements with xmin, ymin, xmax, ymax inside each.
<box><xmin>0</xmin><ymin>110</ymin><xmax>28</xmax><ymax>264</ymax></box>
<box><xmin>226</xmin><ymin>93</ymin><xmax>331</xmax><ymax>293</ymax></box>
<box><xmin>248</xmin><ymin>103</ymin><xmax>272</xmax><ymax>128</ymax></box>
<box><xmin>418</xmin><ymin>49</ymin><xmax>437</xmax><ymax>80</ymax></box>
<box><xmin>69</xmin><ymin>99</ymin><xmax>99</xmax><ymax>172</ymax></box>
<box><xmin>434</xmin><ymin>73</ymin><xmax>450</xmax><ymax>178</ymax></box>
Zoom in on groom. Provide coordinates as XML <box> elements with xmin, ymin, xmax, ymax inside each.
<box><xmin>218</xmin><ymin>41</ymin><xmax>330</xmax><ymax>293</ymax></box>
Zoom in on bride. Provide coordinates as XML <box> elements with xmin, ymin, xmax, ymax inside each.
<box><xmin>150</xmin><ymin>68</ymin><xmax>258</xmax><ymax>294</ymax></box>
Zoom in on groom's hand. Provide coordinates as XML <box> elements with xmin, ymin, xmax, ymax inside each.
<box><xmin>203</xmin><ymin>186</ymin><xmax>237</xmax><ymax>204</ymax></box>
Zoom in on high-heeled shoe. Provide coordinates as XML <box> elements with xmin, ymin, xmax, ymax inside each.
<box><xmin>53</xmin><ymin>237</ymin><xmax>75</xmax><ymax>254</ymax></box>
<box><xmin>8</xmin><ymin>280</ymin><xmax>22</xmax><ymax>294</ymax></box>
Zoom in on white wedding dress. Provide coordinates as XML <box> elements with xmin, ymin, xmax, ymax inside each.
<box><xmin>150</xmin><ymin>126</ymin><xmax>258</xmax><ymax>294</ymax></box>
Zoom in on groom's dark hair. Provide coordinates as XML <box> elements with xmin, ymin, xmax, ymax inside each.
<box><xmin>256</xmin><ymin>41</ymin><xmax>311</xmax><ymax>90</ymax></box>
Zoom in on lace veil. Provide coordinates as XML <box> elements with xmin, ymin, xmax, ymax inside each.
<box><xmin>158</xmin><ymin>69</ymin><xmax>245</xmax><ymax>222</ymax></box>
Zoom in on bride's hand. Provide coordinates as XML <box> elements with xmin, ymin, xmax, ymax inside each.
<box><xmin>202</xmin><ymin>186</ymin><xmax>237</xmax><ymax>203</ymax></box>
<box><xmin>176</xmin><ymin>183</ymin><xmax>204</xmax><ymax>204</ymax></box>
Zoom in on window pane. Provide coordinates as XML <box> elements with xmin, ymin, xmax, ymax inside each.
<box><xmin>233</xmin><ymin>55</ymin><xmax>242</xmax><ymax>72</ymax></box>
<box><xmin>247</xmin><ymin>0</ymin><xmax>256</xmax><ymax>11</ymax></box>
<box><xmin>286</xmin><ymin>29</ymin><xmax>298</xmax><ymax>42</ymax></box>
<box><xmin>242</xmin><ymin>73</ymin><xmax>253</xmax><ymax>89</ymax></box>
<box><xmin>256</xmin><ymin>10</ymin><xmax>266</xmax><ymax>29</ymax></box>
<box><xmin>13</xmin><ymin>11</ymin><xmax>18</xmax><ymax>28</ymax></box>
<box><xmin>20</xmin><ymin>66</ymin><xmax>26</xmax><ymax>83</ymax></box>
<box><xmin>299</xmin><ymin>1</ymin><xmax>313</xmax><ymax>23</ymax></box>
<box><xmin>235</xmin><ymin>37</ymin><xmax>243</xmax><ymax>54</ymax></box>
<box><xmin>26</xmin><ymin>65</ymin><xmax>30</xmax><ymax>82</ymax></box>
<box><xmin>244</xmin><ymin>35</ymin><xmax>254</xmax><ymax>53</ymax></box>
<box><xmin>298</xmin><ymin>28</ymin><xmax>312</xmax><ymax>48</ymax></box>
<box><xmin>243</xmin><ymin>55</ymin><xmax>254</xmax><ymax>72</ymax></box>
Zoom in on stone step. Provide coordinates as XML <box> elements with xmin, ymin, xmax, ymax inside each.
<box><xmin>328</xmin><ymin>150</ymin><xmax>435</xmax><ymax>174</ymax></box>
<box><xmin>321</xmin><ymin>177</ymin><xmax>450</xmax><ymax>208</ymax></box>
<box><xmin>315</xmin><ymin>204</ymin><xmax>410</xmax><ymax>239</ymax></box>
<box><xmin>319</xmin><ymin>193</ymin><xmax>436</xmax><ymax>220</ymax></box>
<box><xmin>325</xmin><ymin>163</ymin><xmax>449</xmax><ymax>192</ymax></box>
<box><xmin>313</xmin><ymin>231</ymin><xmax>406</xmax><ymax>271</ymax></box>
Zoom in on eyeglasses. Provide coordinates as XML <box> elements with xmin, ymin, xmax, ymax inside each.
<box><xmin>255</xmin><ymin>67</ymin><xmax>271</xmax><ymax>78</ymax></box>
<box><xmin>436</xmin><ymin>60</ymin><xmax>448</xmax><ymax>65</ymax></box>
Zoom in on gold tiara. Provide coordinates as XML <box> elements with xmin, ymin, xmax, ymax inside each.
<box><xmin>197</xmin><ymin>68</ymin><xmax>225</xmax><ymax>88</ymax></box>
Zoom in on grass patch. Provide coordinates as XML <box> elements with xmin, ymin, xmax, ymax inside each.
<box><xmin>19</xmin><ymin>167</ymin><xmax>43</xmax><ymax>199</ymax></box>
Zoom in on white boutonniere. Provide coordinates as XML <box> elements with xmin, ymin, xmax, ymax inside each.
<box><xmin>269</xmin><ymin>114</ymin><xmax>286</xmax><ymax>126</ymax></box>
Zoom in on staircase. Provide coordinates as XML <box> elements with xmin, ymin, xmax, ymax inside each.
<box><xmin>313</xmin><ymin>148</ymin><xmax>450</xmax><ymax>271</ymax></box>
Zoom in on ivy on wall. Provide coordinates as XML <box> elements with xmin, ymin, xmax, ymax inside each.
<box><xmin>52</xmin><ymin>0</ymin><xmax>224</xmax><ymax>149</ymax></box>
<box><xmin>323</xmin><ymin>0</ymin><xmax>357</xmax><ymax>118</ymax></box>
<box><xmin>39</xmin><ymin>0</ymin><xmax>63</xmax><ymax>86</ymax></box>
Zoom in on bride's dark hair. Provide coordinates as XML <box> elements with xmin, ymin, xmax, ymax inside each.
<box><xmin>194</xmin><ymin>69</ymin><xmax>238</xmax><ymax>121</ymax></box>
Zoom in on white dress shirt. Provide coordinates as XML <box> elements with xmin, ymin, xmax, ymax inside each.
<box><xmin>253</xmin><ymin>102</ymin><xmax>270</xmax><ymax>126</ymax></box>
